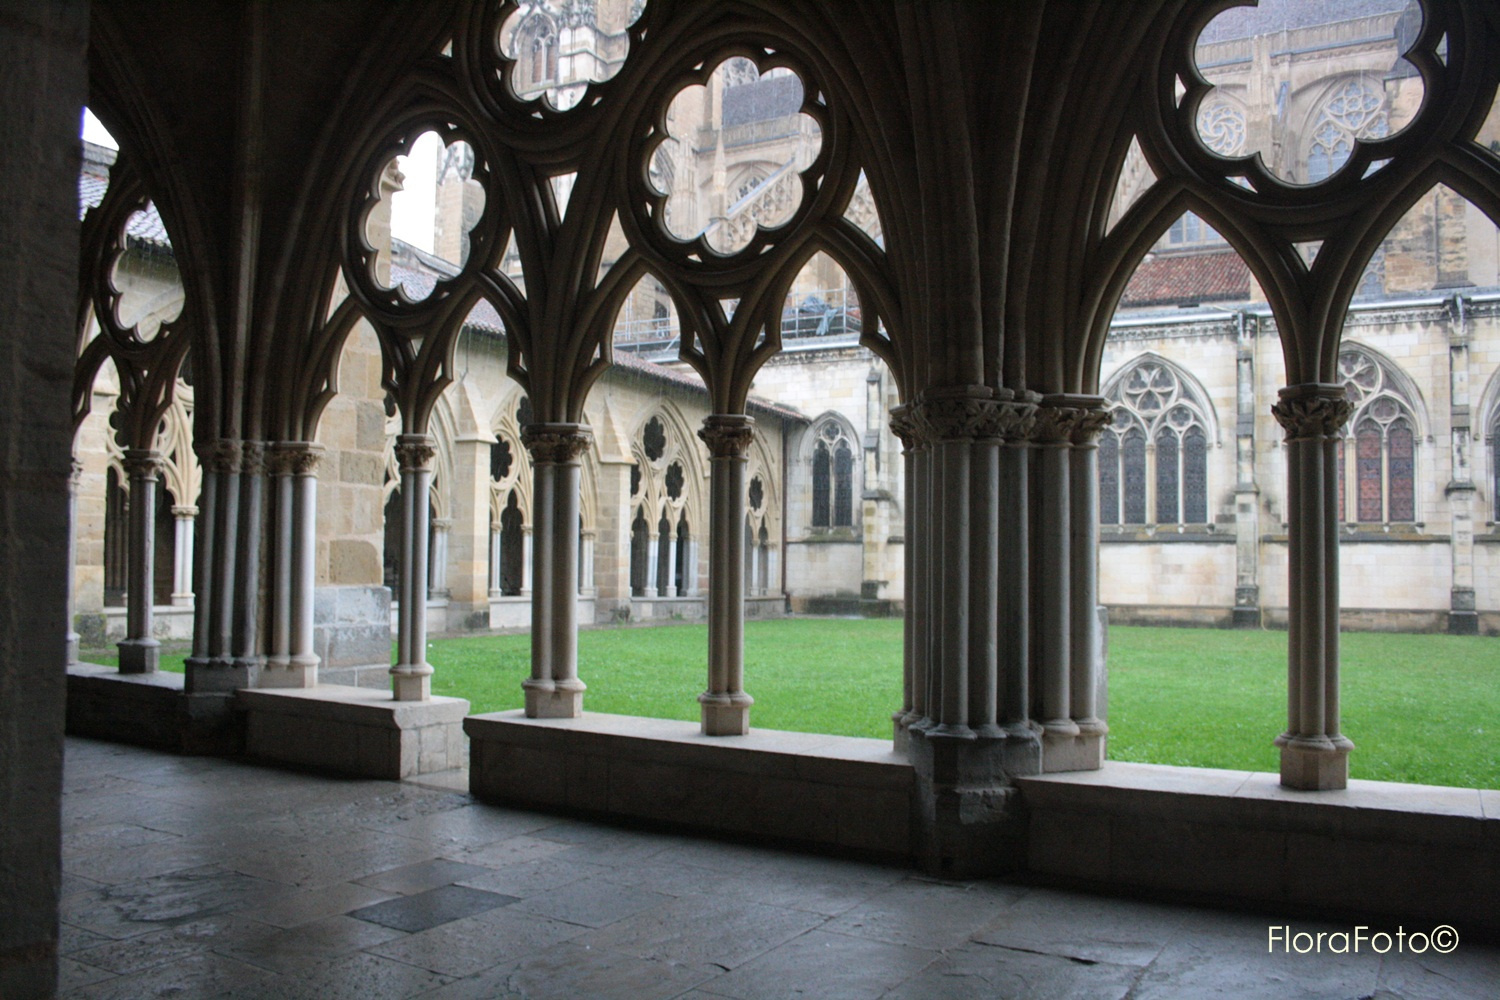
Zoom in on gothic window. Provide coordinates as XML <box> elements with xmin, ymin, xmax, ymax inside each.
<box><xmin>103</xmin><ymin>466</ymin><xmax>128</xmax><ymax>606</ymax></box>
<box><xmin>656</xmin><ymin>512</ymin><xmax>672</xmax><ymax>595</ymax></box>
<box><xmin>1492</xmin><ymin>417</ymin><xmax>1500</xmax><ymax>522</ymax></box>
<box><xmin>643</xmin><ymin>416</ymin><xmax>666</xmax><ymax>461</ymax></box>
<box><xmin>1338</xmin><ymin>348</ymin><xmax>1420</xmax><ymax>524</ymax></box>
<box><xmin>810</xmin><ymin>419</ymin><xmax>855</xmax><ymax>528</ymax></box>
<box><xmin>1100</xmin><ymin>358</ymin><xmax>1214</xmax><ymax>526</ymax></box>
<box><xmin>1306</xmin><ymin>79</ymin><xmax>1388</xmax><ymax>183</ymax></box>
<box><xmin>630</xmin><ymin>506</ymin><xmax>649</xmax><ymax>597</ymax></box>
<box><xmin>500</xmin><ymin>492</ymin><xmax>524</xmax><ymax>595</ymax></box>
<box><xmin>519</xmin><ymin>14</ymin><xmax>558</xmax><ymax>88</ymax></box>
<box><xmin>676</xmin><ymin>513</ymin><xmax>691</xmax><ymax>595</ymax></box>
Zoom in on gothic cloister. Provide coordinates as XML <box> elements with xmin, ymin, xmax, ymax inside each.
<box><xmin>5</xmin><ymin>1</ymin><xmax>1500</xmax><ymax>996</ymax></box>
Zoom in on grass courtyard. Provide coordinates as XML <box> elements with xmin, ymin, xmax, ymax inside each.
<box><xmin>103</xmin><ymin>619</ymin><xmax>1498</xmax><ymax>789</ymax></box>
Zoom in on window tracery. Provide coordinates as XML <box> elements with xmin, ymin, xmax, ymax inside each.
<box><xmin>1196</xmin><ymin>99</ymin><xmax>1246</xmax><ymax>158</ymax></box>
<box><xmin>1306</xmin><ymin>80</ymin><xmax>1390</xmax><ymax>183</ymax></box>
<box><xmin>810</xmin><ymin>419</ymin><xmax>855</xmax><ymax>528</ymax></box>
<box><xmin>1337</xmin><ymin>347</ymin><xmax>1420</xmax><ymax>524</ymax></box>
<box><xmin>1100</xmin><ymin>359</ymin><xmax>1214</xmax><ymax>526</ymax></box>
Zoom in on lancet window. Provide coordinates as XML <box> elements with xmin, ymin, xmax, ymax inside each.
<box><xmin>810</xmin><ymin>419</ymin><xmax>855</xmax><ymax>528</ymax></box>
<box><xmin>1100</xmin><ymin>358</ymin><xmax>1214</xmax><ymax>526</ymax></box>
<box><xmin>1337</xmin><ymin>347</ymin><xmax>1420</xmax><ymax>524</ymax></box>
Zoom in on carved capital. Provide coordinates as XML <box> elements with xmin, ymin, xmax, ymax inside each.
<box><xmin>908</xmin><ymin>387</ymin><xmax>1002</xmax><ymax>442</ymax></box>
<box><xmin>1060</xmin><ymin>395</ymin><xmax>1112</xmax><ymax>446</ymax></box>
<box><xmin>239</xmin><ymin>441</ymin><xmax>267</xmax><ymax>477</ymax></box>
<box><xmin>395</xmin><ymin>434</ymin><xmax>437</xmax><ymax>472</ymax></box>
<box><xmin>287</xmin><ymin>443</ymin><xmax>324</xmax><ymax>476</ymax></box>
<box><xmin>1272</xmin><ymin>384</ymin><xmax>1352</xmax><ymax>442</ymax></box>
<box><xmin>698</xmin><ymin>414</ymin><xmax>755</xmax><ymax>458</ymax></box>
<box><xmin>431</xmin><ymin>517</ymin><xmax>453</xmax><ymax>531</ymax></box>
<box><xmin>122</xmin><ymin>448</ymin><xmax>162</xmax><ymax>479</ymax></box>
<box><xmin>1030</xmin><ymin>406</ymin><xmax>1082</xmax><ymax>445</ymax></box>
<box><xmin>888</xmin><ymin>405</ymin><xmax>920</xmax><ymax>450</ymax></box>
<box><xmin>521</xmin><ymin>423</ymin><xmax>593</xmax><ymax>464</ymax></box>
<box><xmin>197</xmin><ymin>438</ymin><xmax>242</xmax><ymax>474</ymax></box>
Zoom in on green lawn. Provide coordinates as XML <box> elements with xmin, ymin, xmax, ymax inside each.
<box><xmin>87</xmin><ymin>620</ymin><xmax>1498</xmax><ymax>788</ymax></box>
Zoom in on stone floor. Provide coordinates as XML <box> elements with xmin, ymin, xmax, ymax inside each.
<box><xmin>57</xmin><ymin>737</ymin><xmax>1498</xmax><ymax>1000</ymax></box>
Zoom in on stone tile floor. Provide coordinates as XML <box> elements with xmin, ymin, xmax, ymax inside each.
<box><xmin>57</xmin><ymin>737</ymin><xmax>1499</xmax><ymax>999</ymax></box>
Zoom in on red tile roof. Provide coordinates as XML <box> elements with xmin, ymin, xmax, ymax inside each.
<box><xmin>1120</xmin><ymin>250</ymin><xmax>1251</xmax><ymax>308</ymax></box>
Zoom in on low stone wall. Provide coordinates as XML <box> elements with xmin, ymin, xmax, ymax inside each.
<box><xmin>238</xmin><ymin>685</ymin><xmax>468</xmax><ymax>779</ymax></box>
<box><xmin>466</xmin><ymin>711</ymin><xmax>913</xmax><ymax>859</ymax></box>
<box><xmin>1018</xmin><ymin>762</ymin><xmax>1500</xmax><ymax>936</ymax></box>
<box><xmin>66</xmin><ymin>662</ymin><xmax>187</xmax><ymax>750</ymax></box>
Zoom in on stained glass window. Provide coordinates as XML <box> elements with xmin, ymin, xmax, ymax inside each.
<box><xmin>1388</xmin><ymin>418</ymin><xmax>1415</xmax><ymax>522</ymax></box>
<box><xmin>1156</xmin><ymin>428</ymin><xmax>1180</xmax><ymax>523</ymax></box>
<box><xmin>1356</xmin><ymin>420</ymin><xmax>1383</xmax><ymax>522</ymax></box>
<box><xmin>1098</xmin><ymin>432</ymin><xmax>1119</xmax><ymax>524</ymax></box>
<box><xmin>833</xmin><ymin>442</ymin><xmax>854</xmax><ymax>527</ymax></box>
<box><xmin>811</xmin><ymin>443</ymin><xmax>830</xmax><ymax>528</ymax></box>
<box><xmin>1101</xmin><ymin>358</ymin><xmax>1214</xmax><ymax>526</ymax></box>
<box><xmin>1183</xmin><ymin>426</ymin><xmax>1208</xmax><ymax>523</ymax></box>
<box><xmin>1122</xmin><ymin>427</ymin><xmax>1147</xmax><ymax>524</ymax></box>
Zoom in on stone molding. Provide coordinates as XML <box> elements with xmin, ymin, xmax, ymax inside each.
<box><xmin>522</xmin><ymin>423</ymin><xmax>593</xmax><ymax>464</ymax></box>
<box><xmin>1272</xmin><ymin>384</ymin><xmax>1353</xmax><ymax>442</ymax></box>
<box><xmin>698</xmin><ymin>414</ymin><xmax>755</xmax><ymax>458</ymax></box>
<box><xmin>122</xmin><ymin>448</ymin><xmax>163</xmax><ymax>478</ymax></box>
<box><xmin>395</xmin><ymin>433</ymin><xmax>437</xmax><ymax>471</ymax></box>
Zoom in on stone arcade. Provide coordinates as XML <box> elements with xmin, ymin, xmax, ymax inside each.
<box><xmin>4</xmin><ymin>1</ymin><xmax>1500</xmax><ymax>996</ymax></box>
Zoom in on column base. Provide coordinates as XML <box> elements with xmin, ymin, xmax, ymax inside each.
<box><xmin>1447</xmin><ymin>611</ymin><xmax>1479</xmax><ymax>636</ymax></box>
<box><xmin>184</xmin><ymin>656</ymin><xmax>254</xmax><ymax>694</ymax></box>
<box><xmin>1277</xmin><ymin>736</ymin><xmax>1351</xmax><ymax>790</ymax></box>
<box><xmin>892</xmin><ymin>711</ymin><xmax>910</xmax><ymax>753</ymax></box>
<box><xmin>524</xmin><ymin>682</ymin><xmax>584</xmax><ymax>719</ymax></box>
<box><xmin>1042</xmin><ymin>729</ymin><xmax>1106</xmax><ymax>772</ymax></box>
<box><xmin>908</xmin><ymin>728</ymin><xmax>1030</xmax><ymax>877</ymax></box>
<box><xmin>391</xmin><ymin>665</ymin><xmax>433</xmax><ymax>702</ymax></box>
<box><xmin>700</xmin><ymin>696</ymin><xmax>751</xmax><ymax>736</ymax></box>
<box><xmin>117</xmin><ymin>637</ymin><xmax>160</xmax><ymax>674</ymax></box>
<box><xmin>260</xmin><ymin>655</ymin><xmax>319</xmax><ymax>689</ymax></box>
<box><xmin>65</xmin><ymin>630</ymin><xmax>79</xmax><ymax>667</ymax></box>
<box><xmin>1232</xmin><ymin>607</ymin><xmax>1262</xmax><ymax>629</ymax></box>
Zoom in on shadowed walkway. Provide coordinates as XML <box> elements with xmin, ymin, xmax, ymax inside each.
<box><xmin>57</xmin><ymin>738</ymin><xmax>1498</xmax><ymax>999</ymax></box>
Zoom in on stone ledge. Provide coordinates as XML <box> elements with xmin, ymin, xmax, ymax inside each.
<box><xmin>1017</xmin><ymin>762</ymin><xmax>1500</xmax><ymax>934</ymax></box>
<box><xmin>238</xmin><ymin>685</ymin><xmax>468</xmax><ymax>780</ymax></box>
<box><xmin>466</xmin><ymin>711</ymin><xmax>913</xmax><ymax>858</ymax></box>
<box><xmin>67</xmin><ymin>662</ymin><xmax>187</xmax><ymax>750</ymax></box>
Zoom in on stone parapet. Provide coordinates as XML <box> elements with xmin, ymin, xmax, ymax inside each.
<box><xmin>237</xmin><ymin>685</ymin><xmax>469</xmax><ymax>779</ymax></box>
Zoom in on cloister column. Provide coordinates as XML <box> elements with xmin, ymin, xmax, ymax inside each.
<box><xmin>1031</xmin><ymin>402</ymin><xmax>1079</xmax><ymax>756</ymax></box>
<box><xmin>232</xmin><ymin>443</ymin><xmax>265</xmax><ymax>682</ymax></box>
<box><xmin>581</xmin><ymin>531</ymin><xmax>596</xmax><ymax>595</ymax></box>
<box><xmin>699</xmin><ymin>414</ymin><xmax>755</xmax><ymax>735</ymax></box>
<box><xmin>666</xmin><ymin>527</ymin><xmax>679</xmax><ymax>597</ymax></box>
<box><xmin>430</xmin><ymin>517</ymin><xmax>451</xmax><ymax>598</ymax></box>
<box><xmin>264</xmin><ymin>447</ymin><xmax>294</xmax><ymax>677</ymax></box>
<box><xmin>265</xmin><ymin>443</ymin><xmax>320</xmax><ymax>688</ymax></box>
<box><xmin>170</xmin><ymin>505</ymin><xmax>196</xmax><ymax>606</ymax></box>
<box><xmin>520</xmin><ymin>526</ymin><xmax>533</xmax><ymax>596</ymax></box>
<box><xmin>889</xmin><ymin>411</ymin><xmax>919</xmax><ymax>748</ymax></box>
<box><xmin>1272</xmin><ymin>384</ymin><xmax>1355</xmax><ymax>790</ymax></box>
<box><xmin>1065</xmin><ymin>397</ymin><xmax>1110</xmax><ymax>769</ymax></box>
<box><xmin>489</xmin><ymin>522</ymin><xmax>503</xmax><ymax>596</ymax></box>
<box><xmin>185</xmin><ymin>439</ymin><xmax>246</xmax><ymax>691</ymax></box>
<box><xmin>392</xmin><ymin>435</ymin><xmax>434</xmax><ymax>701</ymax></box>
<box><xmin>521</xmin><ymin>424</ymin><xmax>591</xmax><ymax>718</ymax></box>
<box><xmin>117</xmin><ymin>449</ymin><xmax>162</xmax><ymax>673</ymax></box>
<box><xmin>66</xmin><ymin>460</ymin><xmax>82</xmax><ymax>665</ymax></box>
<box><xmin>996</xmin><ymin>392</ymin><xmax>1038</xmax><ymax>753</ymax></box>
<box><xmin>645</xmin><ymin>527</ymin><xmax>660</xmax><ymax>598</ymax></box>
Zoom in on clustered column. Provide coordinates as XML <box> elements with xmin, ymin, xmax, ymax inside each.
<box><xmin>117</xmin><ymin>448</ymin><xmax>162</xmax><ymax>674</ymax></box>
<box><xmin>698</xmin><ymin>414</ymin><xmax>755</xmax><ymax>736</ymax></box>
<box><xmin>264</xmin><ymin>443</ymin><xmax>321</xmax><ymax>688</ymax></box>
<box><xmin>1272</xmin><ymin>384</ymin><xmax>1355</xmax><ymax>790</ymax></box>
<box><xmin>392</xmin><ymin>434</ymin><xmax>435</xmax><ymax>701</ymax></box>
<box><xmin>232</xmin><ymin>443</ymin><xmax>266</xmax><ymax>681</ymax></box>
<box><xmin>521</xmin><ymin>423</ymin><xmax>592</xmax><ymax>718</ymax></box>
<box><xmin>186</xmin><ymin>439</ymin><xmax>249</xmax><ymax>692</ymax></box>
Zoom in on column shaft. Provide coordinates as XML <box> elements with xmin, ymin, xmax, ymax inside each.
<box><xmin>66</xmin><ymin>461</ymin><xmax>82</xmax><ymax>664</ymax></box>
<box><xmin>171</xmin><ymin>508</ymin><xmax>196</xmax><ymax>606</ymax></box>
<box><xmin>522</xmin><ymin>424</ymin><xmax>592</xmax><ymax>718</ymax></box>
<box><xmin>232</xmin><ymin>443</ymin><xmax>265</xmax><ymax>682</ymax></box>
<box><xmin>392</xmin><ymin>435</ymin><xmax>434</xmax><ymax>700</ymax></box>
<box><xmin>118</xmin><ymin>449</ymin><xmax>161</xmax><ymax>673</ymax></box>
<box><xmin>1272</xmin><ymin>385</ymin><xmax>1354</xmax><ymax>790</ymax></box>
<box><xmin>699</xmin><ymin>415</ymin><xmax>754</xmax><ymax>735</ymax></box>
<box><xmin>265</xmin><ymin>455</ymin><xmax>293</xmax><ymax>675</ymax></box>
